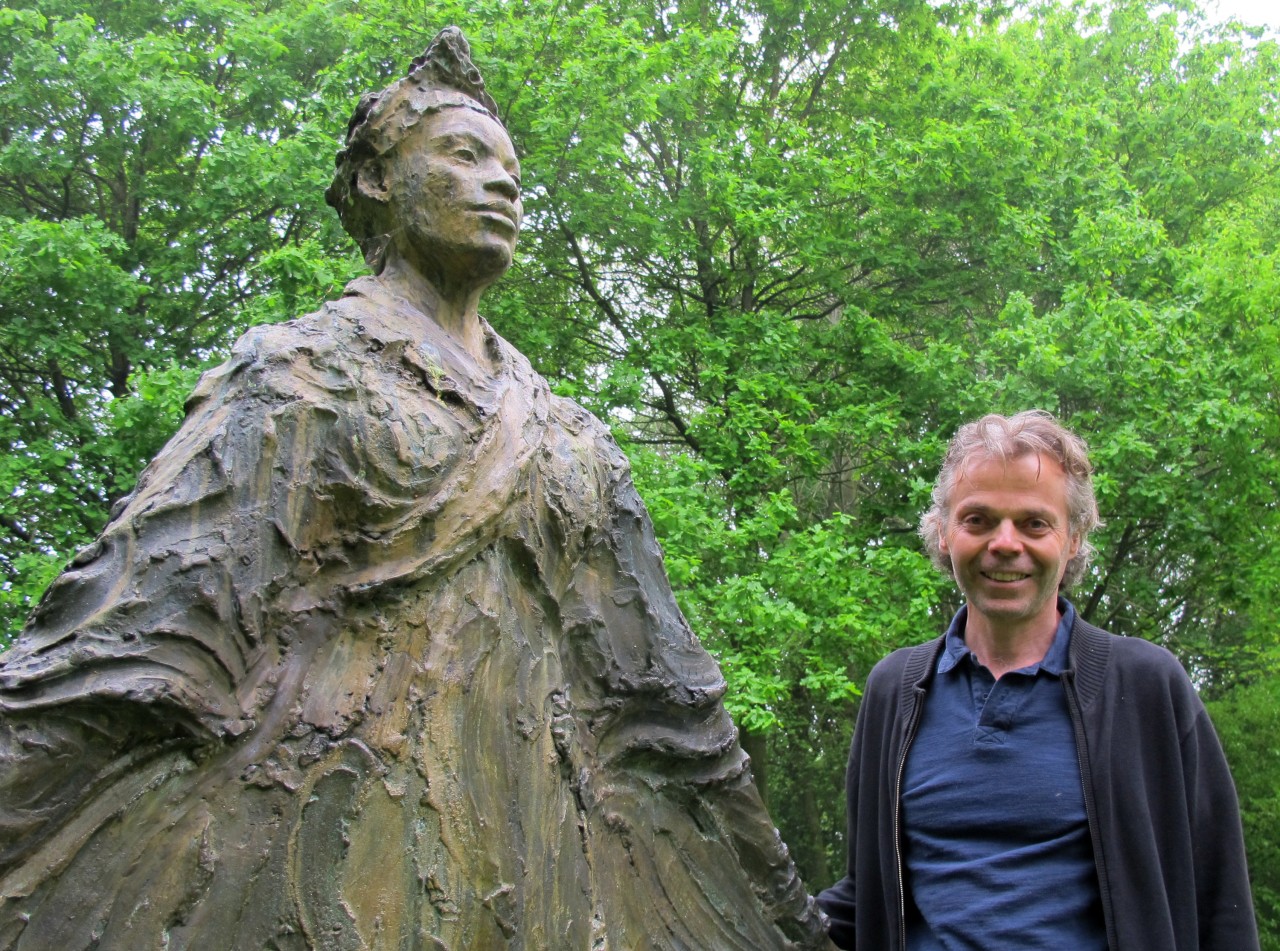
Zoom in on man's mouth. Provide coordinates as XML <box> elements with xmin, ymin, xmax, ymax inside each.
<box><xmin>984</xmin><ymin>571</ymin><xmax>1030</xmax><ymax>582</ymax></box>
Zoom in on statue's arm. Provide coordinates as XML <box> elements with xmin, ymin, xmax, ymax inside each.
<box><xmin>1</xmin><ymin>322</ymin><xmax>369</xmax><ymax>724</ymax></box>
<box><xmin>560</xmin><ymin>430</ymin><xmax>832</xmax><ymax>948</ymax></box>
<box><xmin>0</xmin><ymin>326</ymin><xmax>356</xmax><ymax>869</ymax></box>
<box><xmin>0</xmin><ymin>702</ymin><xmax>186</xmax><ymax>872</ymax></box>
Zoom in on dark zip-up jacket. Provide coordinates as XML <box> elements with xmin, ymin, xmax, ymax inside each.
<box><xmin>817</xmin><ymin>615</ymin><xmax>1259</xmax><ymax>951</ymax></box>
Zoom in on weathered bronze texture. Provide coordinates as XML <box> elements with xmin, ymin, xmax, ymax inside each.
<box><xmin>0</xmin><ymin>28</ymin><xmax>831</xmax><ymax>949</ymax></box>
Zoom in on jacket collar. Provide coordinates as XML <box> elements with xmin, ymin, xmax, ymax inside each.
<box><xmin>1065</xmin><ymin>615</ymin><xmax>1112</xmax><ymax>708</ymax></box>
<box><xmin>901</xmin><ymin>604</ymin><xmax>1113</xmax><ymax>706</ymax></box>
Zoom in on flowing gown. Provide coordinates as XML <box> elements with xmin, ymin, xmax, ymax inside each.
<box><xmin>0</xmin><ymin>277</ymin><xmax>828</xmax><ymax>950</ymax></box>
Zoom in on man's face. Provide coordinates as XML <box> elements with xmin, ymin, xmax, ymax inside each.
<box><xmin>939</xmin><ymin>451</ymin><xmax>1080</xmax><ymax>636</ymax></box>
<box><xmin>381</xmin><ymin>106</ymin><xmax>522</xmax><ymax>284</ymax></box>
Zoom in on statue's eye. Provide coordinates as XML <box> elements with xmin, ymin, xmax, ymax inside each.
<box><xmin>454</xmin><ymin>147</ymin><xmax>477</xmax><ymax>162</ymax></box>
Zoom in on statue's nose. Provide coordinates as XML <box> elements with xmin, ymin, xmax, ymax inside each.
<box><xmin>486</xmin><ymin>164</ymin><xmax>520</xmax><ymax>202</ymax></box>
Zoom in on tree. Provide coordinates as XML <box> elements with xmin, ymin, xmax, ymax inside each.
<box><xmin>1209</xmin><ymin>670</ymin><xmax>1280</xmax><ymax>950</ymax></box>
<box><xmin>483</xmin><ymin>0</ymin><xmax>1280</xmax><ymax>880</ymax></box>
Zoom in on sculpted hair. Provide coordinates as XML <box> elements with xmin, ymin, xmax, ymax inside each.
<box><xmin>325</xmin><ymin>27</ymin><xmax>503</xmax><ymax>272</ymax></box>
<box><xmin>918</xmin><ymin>410</ymin><xmax>1100</xmax><ymax>590</ymax></box>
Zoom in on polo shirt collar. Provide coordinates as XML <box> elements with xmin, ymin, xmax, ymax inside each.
<box><xmin>937</xmin><ymin>597</ymin><xmax>1077</xmax><ymax>676</ymax></box>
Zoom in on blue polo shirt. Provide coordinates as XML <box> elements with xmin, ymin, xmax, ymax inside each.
<box><xmin>901</xmin><ymin>600</ymin><xmax>1106</xmax><ymax>950</ymax></box>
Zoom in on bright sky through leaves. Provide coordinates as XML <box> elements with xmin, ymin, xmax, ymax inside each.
<box><xmin>1205</xmin><ymin>0</ymin><xmax>1275</xmax><ymax>27</ymax></box>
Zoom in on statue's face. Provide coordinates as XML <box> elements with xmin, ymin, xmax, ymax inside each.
<box><xmin>382</xmin><ymin>106</ymin><xmax>522</xmax><ymax>284</ymax></box>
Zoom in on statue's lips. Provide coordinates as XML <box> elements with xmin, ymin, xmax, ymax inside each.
<box><xmin>472</xmin><ymin>203</ymin><xmax>519</xmax><ymax>230</ymax></box>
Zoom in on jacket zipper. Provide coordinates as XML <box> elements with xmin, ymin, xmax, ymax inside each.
<box><xmin>1064</xmin><ymin>669</ymin><xmax>1118</xmax><ymax>951</ymax></box>
<box><xmin>893</xmin><ymin>685</ymin><xmax>926</xmax><ymax>951</ymax></box>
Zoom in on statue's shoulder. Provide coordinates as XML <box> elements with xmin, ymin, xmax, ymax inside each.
<box><xmin>481</xmin><ymin>328</ymin><xmax>632</xmax><ymax>480</ymax></box>
<box><xmin>546</xmin><ymin>390</ymin><xmax>633</xmax><ymax>478</ymax></box>
<box><xmin>548</xmin><ymin>392</ymin><xmax>617</xmax><ymax>443</ymax></box>
<box><xmin>186</xmin><ymin>281</ymin><xmax>382</xmax><ymax>414</ymax></box>
<box><xmin>479</xmin><ymin>325</ymin><xmax>608</xmax><ymax>439</ymax></box>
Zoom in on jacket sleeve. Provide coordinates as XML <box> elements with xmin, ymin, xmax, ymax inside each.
<box><xmin>817</xmin><ymin>873</ymin><xmax>858</xmax><ymax>949</ymax></box>
<box><xmin>816</xmin><ymin>705</ymin><xmax>862</xmax><ymax>950</ymax></box>
<box><xmin>815</xmin><ymin>650</ymin><xmax>903</xmax><ymax>951</ymax></box>
<box><xmin>1186</xmin><ymin>705</ymin><xmax>1260</xmax><ymax>951</ymax></box>
<box><xmin>1084</xmin><ymin>635</ymin><xmax>1260</xmax><ymax>951</ymax></box>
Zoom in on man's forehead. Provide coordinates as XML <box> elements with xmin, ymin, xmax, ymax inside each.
<box><xmin>946</xmin><ymin>451</ymin><xmax>1072</xmax><ymax>517</ymax></box>
<box><xmin>954</xmin><ymin>449</ymin><xmax>1065</xmax><ymax>482</ymax></box>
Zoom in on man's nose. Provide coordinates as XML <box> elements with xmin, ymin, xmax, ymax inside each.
<box><xmin>988</xmin><ymin>520</ymin><xmax>1023</xmax><ymax>553</ymax></box>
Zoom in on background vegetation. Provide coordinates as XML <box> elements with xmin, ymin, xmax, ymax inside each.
<box><xmin>1</xmin><ymin>0</ymin><xmax>1276</xmax><ymax>940</ymax></box>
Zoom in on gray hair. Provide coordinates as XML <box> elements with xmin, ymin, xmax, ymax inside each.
<box><xmin>918</xmin><ymin>410</ymin><xmax>1100</xmax><ymax>590</ymax></box>
<box><xmin>325</xmin><ymin>27</ymin><xmax>503</xmax><ymax>272</ymax></box>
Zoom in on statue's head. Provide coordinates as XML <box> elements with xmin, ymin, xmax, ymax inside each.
<box><xmin>326</xmin><ymin>28</ymin><xmax>521</xmax><ymax>279</ymax></box>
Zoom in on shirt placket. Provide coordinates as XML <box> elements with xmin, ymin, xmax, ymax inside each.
<box><xmin>970</xmin><ymin>660</ymin><xmax>1027</xmax><ymax>742</ymax></box>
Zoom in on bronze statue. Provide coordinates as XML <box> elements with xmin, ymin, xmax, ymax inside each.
<box><xmin>0</xmin><ymin>28</ymin><xmax>830</xmax><ymax>949</ymax></box>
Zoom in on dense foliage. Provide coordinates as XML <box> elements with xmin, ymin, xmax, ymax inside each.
<box><xmin>1210</xmin><ymin>676</ymin><xmax>1280</xmax><ymax>945</ymax></box>
<box><xmin>1</xmin><ymin>0</ymin><xmax>1276</xmax><ymax>933</ymax></box>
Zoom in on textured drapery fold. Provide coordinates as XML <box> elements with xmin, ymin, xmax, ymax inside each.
<box><xmin>0</xmin><ymin>278</ymin><xmax>828</xmax><ymax>949</ymax></box>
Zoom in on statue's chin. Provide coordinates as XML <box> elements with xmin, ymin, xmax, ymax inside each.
<box><xmin>413</xmin><ymin>236</ymin><xmax>516</xmax><ymax>288</ymax></box>
<box><xmin>455</xmin><ymin>244</ymin><xmax>515</xmax><ymax>291</ymax></box>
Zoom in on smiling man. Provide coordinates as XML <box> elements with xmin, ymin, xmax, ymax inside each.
<box><xmin>817</xmin><ymin>410</ymin><xmax>1258</xmax><ymax>951</ymax></box>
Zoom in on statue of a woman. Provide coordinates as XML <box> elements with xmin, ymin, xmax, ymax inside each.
<box><xmin>0</xmin><ymin>29</ymin><xmax>830</xmax><ymax>950</ymax></box>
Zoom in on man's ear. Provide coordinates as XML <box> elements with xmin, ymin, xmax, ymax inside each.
<box><xmin>937</xmin><ymin>527</ymin><xmax>949</xmax><ymax>555</ymax></box>
<box><xmin>356</xmin><ymin>160</ymin><xmax>390</xmax><ymax>203</ymax></box>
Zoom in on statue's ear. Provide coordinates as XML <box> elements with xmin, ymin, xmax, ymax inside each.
<box><xmin>356</xmin><ymin>159</ymin><xmax>390</xmax><ymax>203</ymax></box>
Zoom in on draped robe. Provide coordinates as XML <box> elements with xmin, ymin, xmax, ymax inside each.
<box><xmin>0</xmin><ymin>277</ymin><xmax>829</xmax><ymax>950</ymax></box>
